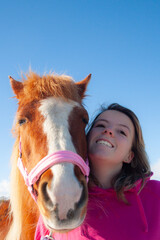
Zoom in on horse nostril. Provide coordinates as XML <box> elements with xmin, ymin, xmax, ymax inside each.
<box><xmin>41</xmin><ymin>182</ymin><xmax>50</xmax><ymax>202</ymax></box>
<box><xmin>75</xmin><ymin>182</ymin><xmax>87</xmax><ymax>209</ymax></box>
<box><xmin>40</xmin><ymin>182</ymin><xmax>54</xmax><ymax>209</ymax></box>
<box><xmin>67</xmin><ymin>208</ymin><xmax>75</xmax><ymax>220</ymax></box>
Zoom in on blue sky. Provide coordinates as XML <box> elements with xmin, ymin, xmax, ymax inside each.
<box><xmin>0</xmin><ymin>0</ymin><xmax>160</xmax><ymax>196</ymax></box>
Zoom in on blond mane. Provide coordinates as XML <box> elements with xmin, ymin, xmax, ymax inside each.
<box><xmin>6</xmin><ymin>139</ymin><xmax>22</xmax><ymax>239</ymax></box>
<box><xmin>7</xmin><ymin>139</ymin><xmax>39</xmax><ymax>240</ymax></box>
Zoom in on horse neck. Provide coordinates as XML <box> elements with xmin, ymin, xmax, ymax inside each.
<box><xmin>7</xmin><ymin>141</ymin><xmax>39</xmax><ymax>240</ymax></box>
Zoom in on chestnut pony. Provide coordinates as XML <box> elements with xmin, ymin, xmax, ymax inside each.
<box><xmin>0</xmin><ymin>71</ymin><xmax>91</xmax><ymax>239</ymax></box>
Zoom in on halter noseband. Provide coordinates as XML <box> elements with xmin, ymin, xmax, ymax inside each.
<box><xmin>17</xmin><ymin>141</ymin><xmax>90</xmax><ymax>201</ymax></box>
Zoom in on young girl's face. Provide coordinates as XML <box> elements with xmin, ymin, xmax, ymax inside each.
<box><xmin>88</xmin><ymin>110</ymin><xmax>135</xmax><ymax>168</ymax></box>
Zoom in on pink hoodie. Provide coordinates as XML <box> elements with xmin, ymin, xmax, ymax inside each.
<box><xmin>35</xmin><ymin>176</ymin><xmax>160</xmax><ymax>240</ymax></box>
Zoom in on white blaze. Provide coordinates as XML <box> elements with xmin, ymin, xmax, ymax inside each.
<box><xmin>39</xmin><ymin>97</ymin><xmax>83</xmax><ymax>221</ymax></box>
<box><xmin>39</xmin><ymin>97</ymin><xmax>79</xmax><ymax>154</ymax></box>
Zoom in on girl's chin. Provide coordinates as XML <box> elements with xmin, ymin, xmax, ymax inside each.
<box><xmin>89</xmin><ymin>151</ymin><xmax>113</xmax><ymax>162</ymax></box>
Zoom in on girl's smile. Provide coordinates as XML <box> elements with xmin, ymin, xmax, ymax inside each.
<box><xmin>96</xmin><ymin>138</ymin><xmax>114</xmax><ymax>148</ymax></box>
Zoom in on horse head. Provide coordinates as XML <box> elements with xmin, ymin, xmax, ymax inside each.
<box><xmin>9</xmin><ymin>71</ymin><xmax>91</xmax><ymax>236</ymax></box>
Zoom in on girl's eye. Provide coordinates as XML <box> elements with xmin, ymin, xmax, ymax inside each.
<box><xmin>95</xmin><ymin>124</ymin><xmax>105</xmax><ymax>128</ymax></box>
<box><xmin>119</xmin><ymin>130</ymin><xmax>126</xmax><ymax>136</ymax></box>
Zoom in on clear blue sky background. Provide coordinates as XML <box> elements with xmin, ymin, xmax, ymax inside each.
<box><xmin>0</xmin><ymin>0</ymin><xmax>160</xmax><ymax>196</ymax></box>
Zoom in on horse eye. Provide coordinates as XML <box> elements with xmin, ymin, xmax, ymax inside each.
<box><xmin>18</xmin><ymin>119</ymin><xmax>27</xmax><ymax>126</ymax></box>
<box><xmin>82</xmin><ymin>118</ymin><xmax>88</xmax><ymax>124</ymax></box>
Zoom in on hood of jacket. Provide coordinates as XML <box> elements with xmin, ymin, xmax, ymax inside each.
<box><xmin>88</xmin><ymin>173</ymin><xmax>153</xmax><ymax>233</ymax></box>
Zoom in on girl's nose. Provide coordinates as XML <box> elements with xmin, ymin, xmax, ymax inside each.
<box><xmin>103</xmin><ymin>128</ymin><xmax>114</xmax><ymax>137</ymax></box>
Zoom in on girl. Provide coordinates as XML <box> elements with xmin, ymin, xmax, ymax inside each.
<box><xmin>35</xmin><ymin>103</ymin><xmax>160</xmax><ymax>240</ymax></box>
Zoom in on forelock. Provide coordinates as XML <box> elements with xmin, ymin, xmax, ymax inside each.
<box><xmin>19</xmin><ymin>71</ymin><xmax>80</xmax><ymax>103</ymax></box>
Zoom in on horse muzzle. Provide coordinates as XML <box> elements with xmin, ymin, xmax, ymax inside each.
<box><xmin>17</xmin><ymin>148</ymin><xmax>90</xmax><ymax>231</ymax></box>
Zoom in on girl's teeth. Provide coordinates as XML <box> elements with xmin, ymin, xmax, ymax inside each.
<box><xmin>96</xmin><ymin>140</ymin><xmax>112</xmax><ymax>148</ymax></box>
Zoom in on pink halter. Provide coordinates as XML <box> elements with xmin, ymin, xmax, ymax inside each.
<box><xmin>17</xmin><ymin>141</ymin><xmax>90</xmax><ymax>201</ymax></box>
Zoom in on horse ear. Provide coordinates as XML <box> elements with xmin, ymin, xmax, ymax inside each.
<box><xmin>76</xmin><ymin>74</ymin><xmax>91</xmax><ymax>98</ymax></box>
<box><xmin>9</xmin><ymin>76</ymin><xmax>24</xmax><ymax>99</ymax></box>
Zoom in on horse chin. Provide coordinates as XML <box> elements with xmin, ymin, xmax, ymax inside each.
<box><xmin>40</xmin><ymin>203</ymin><xmax>87</xmax><ymax>233</ymax></box>
<box><xmin>42</xmin><ymin>213</ymin><xmax>86</xmax><ymax>233</ymax></box>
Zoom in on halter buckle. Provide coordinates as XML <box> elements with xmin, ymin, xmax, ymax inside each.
<box><xmin>40</xmin><ymin>231</ymin><xmax>54</xmax><ymax>240</ymax></box>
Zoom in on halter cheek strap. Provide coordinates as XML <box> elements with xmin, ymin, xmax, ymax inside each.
<box><xmin>17</xmin><ymin>142</ymin><xmax>90</xmax><ymax>202</ymax></box>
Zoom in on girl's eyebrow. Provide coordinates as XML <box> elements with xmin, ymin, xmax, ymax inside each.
<box><xmin>95</xmin><ymin>119</ymin><xmax>131</xmax><ymax>132</ymax></box>
<box><xmin>95</xmin><ymin>118</ymin><xmax>109</xmax><ymax>123</ymax></box>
